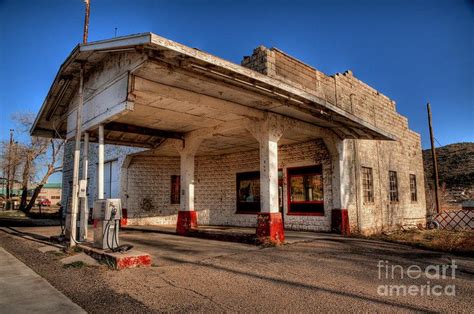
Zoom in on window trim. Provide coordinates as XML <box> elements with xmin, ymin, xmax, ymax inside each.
<box><xmin>409</xmin><ymin>174</ymin><xmax>417</xmax><ymax>202</ymax></box>
<box><xmin>388</xmin><ymin>170</ymin><xmax>399</xmax><ymax>203</ymax></box>
<box><xmin>361</xmin><ymin>166</ymin><xmax>374</xmax><ymax>203</ymax></box>
<box><xmin>236</xmin><ymin>171</ymin><xmax>261</xmax><ymax>214</ymax></box>
<box><xmin>287</xmin><ymin>165</ymin><xmax>324</xmax><ymax>216</ymax></box>
<box><xmin>235</xmin><ymin>170</ymin><xmax>284</xmax><ymax>214</ymax></box>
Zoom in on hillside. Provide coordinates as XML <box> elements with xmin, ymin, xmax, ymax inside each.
<box><xmin>423</xmin><ymin>142</ymin><xmax>474</xmax><ymax>207</ymax></box>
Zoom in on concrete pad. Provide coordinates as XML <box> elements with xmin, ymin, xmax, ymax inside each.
<box><xmin>37</xmin><ymin>245</ymin><xmax>61</xmax><ymax>253</ymax></box>
<box><xmin>60</xmin><ymin>252</ymin><xmax>100</xmax><ymax>266</ymax></box>
<box><xmin>77</xmin><ymin>243</ymin><xmax>151</xmax><ymax>270</ymax></box>
<box><xmin>0</xmin><ymin>247</ymin><xmax>85</xmax><ymax>313</ymax></box>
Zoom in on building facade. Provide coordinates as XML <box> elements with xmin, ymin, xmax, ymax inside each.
<box><xmin>36</xmin><ymin>183</ymin><xmax>62</xmax><ymax>205</ymax></box>
<box><xmin>32</xmin><ymin>33</ymin><xmax>426</xmax><ymax>242</ymax></box>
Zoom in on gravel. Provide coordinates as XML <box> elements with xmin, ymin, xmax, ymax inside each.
<box><xmin>0</xmin><ymin>232</ymin><xmax>151</xmax><ymax>313</ymax></box>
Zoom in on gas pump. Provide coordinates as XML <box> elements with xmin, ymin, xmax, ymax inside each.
<box><xmin>92</xmin><ymin>199</ymin><xmax>122</xmax><ymax>250</ymax></box>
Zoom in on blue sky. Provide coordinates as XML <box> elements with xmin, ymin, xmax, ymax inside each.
<box><xmin>0</xmin><ymin>0</ymin><xmax>473</xmax><ymax>182</ymax></box>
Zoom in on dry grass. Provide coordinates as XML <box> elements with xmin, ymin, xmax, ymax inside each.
<box><xmin>370</xmin><ymin>229</ymin><xmax>474</xmax><ymax>255</ymax></box>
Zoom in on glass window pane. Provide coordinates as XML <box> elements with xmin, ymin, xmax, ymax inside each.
<box><xmin>288</xmin><ymin>166</ymin><xmax>324</xmax><ymax>214</ymax></box>
<box><xmin>238</xmin><ymin>178</ymin><xmax>260</xmax><ymax>203</ymax></box>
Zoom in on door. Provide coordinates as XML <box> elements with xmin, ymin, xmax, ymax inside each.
<box><xmin>103</xmin><ymin>160</ymin><xmax>119</xmax><ymax>199</ymax></box>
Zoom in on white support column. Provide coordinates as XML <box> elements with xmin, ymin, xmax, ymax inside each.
<box><xmin>98</xmin><ymin>124</ymin><xmax>105</xmax><ymax>200</ymax></box>
<box><xmin>180</xmin><ymin>152</ymin><xmax>195</xmax><ymax>212</ymax></box>
<box><xmin>330</xmin><ymin>138</ymin><xmax>352</xmax><ymax>235</ymax></box>
<box><xmin>79</xmin><ymin>132</ymin><xmax>89</xmax><ymax>241</ymax></box>
<box><xmin>174</xmin><ymin>136</ymin><xmax>202</xmax><ymax>234</ymax></box>
<box><xmin>333</xmin><ymin>139</ymin><xmax>352</xmax><ymax>210</ymax></box>
<box><xmin>247</xmin><ymin>113</ymin><xmax>285</xmax><ymax>243</ymax></box>
<box><xmin>259</xmin><ymin>130</ymin><xmax>280</xmax><ymax>213</ymax></box>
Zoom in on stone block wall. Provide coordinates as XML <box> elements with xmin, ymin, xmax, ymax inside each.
<box><xmin>242</xmin><ymin>47</ymin><xmax>427</xmax><ymax>233</ymax></box>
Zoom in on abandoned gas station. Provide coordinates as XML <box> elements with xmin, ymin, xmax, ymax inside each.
<box><xmin>31</xmin><ymin>32</ymin><xmax>427</xmax><ymax>244</ymax></box>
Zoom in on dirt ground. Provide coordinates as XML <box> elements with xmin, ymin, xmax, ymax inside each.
<box><xmin>1</xmin><ymin>227</ymin><xmax>473</xmax><ymax>313</ymax></box>
<box><xmin>366</xmin><ymin>229</ymin><xmax>474</xmax><ymax>255</ymax></box>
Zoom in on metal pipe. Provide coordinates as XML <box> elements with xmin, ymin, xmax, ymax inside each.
<box><xmin>98</xmin><ymin>124</ymin><xmax>104</xmax><ymax>199</ymax></box>
<box><xmin>80</xmin><ymin>132</ymin><xmax>89</xmax><ymax>241</ymax></box>
<box><xmin>69</xmin><ymin>64</ymin><xmax>85</xmax><ymax>247</ymax></box>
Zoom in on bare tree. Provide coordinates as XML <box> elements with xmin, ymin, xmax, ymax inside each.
<box><xmin>8</xmin><ymin>113</ymin><xmax>65</xmax><ymax>214</ymax></box>
<box><xmin>24</xmin><ymin>139</ymin><xmax>64</xmax><ymax>213</ymax></box>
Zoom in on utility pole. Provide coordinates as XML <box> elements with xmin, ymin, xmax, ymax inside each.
<box><xmin>69</xmin><ymin>0</ymin><xmax>90</xmax><ymax>246</ymax></box>
<box><xmin>6</xmin><ymin>129</ymin><xmax>13</xmax><ymax>200</ymax></box>
<box><xmin>427</xmin><ymin>103</ymin><xmax>441</xmax><ymax>214</ymax></box>
<box><xmin>83</xmin><ymin>0</ymin><xmax>90</xmax><ymax>44</ymax></box>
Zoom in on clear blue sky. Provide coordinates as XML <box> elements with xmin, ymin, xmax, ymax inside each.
<box><xmin>0</xmin><ymin>0</ymin><xmax>473</xmax><ymax>181</ymax></box>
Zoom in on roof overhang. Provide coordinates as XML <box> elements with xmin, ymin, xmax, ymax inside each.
<box><xmin>31</xmin><ymin>32</ymin><xmax>396</xmax><ymax>142</ymax></box>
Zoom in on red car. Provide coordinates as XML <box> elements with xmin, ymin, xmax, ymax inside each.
<box><xmin>37</xmin><ymin>198</ymin><xmax>51</xmax><ymax>206</ymax></box>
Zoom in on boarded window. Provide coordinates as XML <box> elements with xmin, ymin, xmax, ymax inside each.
<box><xmin>170</xmin><ymin>175</ymin><xmax>180</xmax><ymax>204</ymax></box>
<box><xmin>287</xmin><ymin>165</ymin><xmax>324</xmax><ymax>215</ymax></box>
<box><xmin>389</xmin><ymin>171</ymin><xmax>399</xmax><ymax>202</ymax></box>
<box><xmin>361</xmin><ymin>167</ymin><xmax>374</xmax><ymax>203</ymax></box>
<box><xmin>410</xmin><ymin>174</ymin><xmax>417</xmax><ymax>202</ymax></box>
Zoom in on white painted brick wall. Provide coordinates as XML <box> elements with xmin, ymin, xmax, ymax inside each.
<box><xmin>125</xmin><ymin>140</ymin><xmax>333</xmax><ymax>231</ymax></box>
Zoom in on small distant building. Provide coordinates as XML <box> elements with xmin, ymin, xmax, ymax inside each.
<box><xmin>36</xmin><ymin>183</ymin><xmax>62</xmax><ymax>204</ymax></box>
<box><xmin>0</xmin><ymin>177</ymin><xmax>22</xmax><ymax>198</ymax></box>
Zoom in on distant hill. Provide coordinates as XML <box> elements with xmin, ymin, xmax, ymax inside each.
<box><xmin>423</xmin><ymin>142</ymin><xmax>474</xmax><ymax>207</ymax></box>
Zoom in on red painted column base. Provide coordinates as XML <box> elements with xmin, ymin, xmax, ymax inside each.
<box><xmin>256</xmin><ymin>212</ymin><xmax>285</xmax><ymax>244</ymax></box>
<box><xmin>331</xmin><ymin>209</ymin><xmax>350</xmax><ymax>236</ymax></box>
<box><xmin>176</xmin><ymin>210</ymin><xmax>198</xmax><ymax>235</ymax></box>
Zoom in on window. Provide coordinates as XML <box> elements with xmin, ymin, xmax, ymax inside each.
<box><xmin>388</xmin><ymin>171</ymin><xmax>399</xmax><ymax>202</ymax></box>
<box><xmin>236</xmin><ymin>170</ymin><xmax>283</xmax><ymax>213</ymax></box>
<box><xmin>410</xmin><ymin>174</ymin><xmax>417</xmax><ymax>202</ymax></box>
<box><xmin>287</xmin><ymin>165</ymin><xmax>324</xmax><ymax>215</ymax></box>
<box><xmin>170</xmin><ymin>175</ymin><xmax>180</xmax><ymax>204</ymax></box>
<box><xmin>361</xmin><ymin>167</ymin><xmax>374</xmax><ymax>203</ymax></box>
<box><xmin>236</xmin><ymin>171</ymin><xmax>261</xmax><ymax>213</ymax></box>
<box><xmin>103</xmin><ymin>160</ymin><xmax>119</xmax><ymax>199</ymax></box>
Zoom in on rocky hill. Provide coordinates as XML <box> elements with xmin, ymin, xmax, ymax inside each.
<box><xmin>423</xmin><ymin>142</ymin><xmax>474</xmax><ymax>208</ymax></box>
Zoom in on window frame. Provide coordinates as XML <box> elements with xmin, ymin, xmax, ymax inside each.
<box><xmin>170</xmin><ymin>175</ymin><xmax>180</xmax><ymax>205</ymax></box>
<box><xmin>236</xmin><ymin>171</ymin><xmax>261</xmax><ymax>214</ymax></box>
<box><xmin>409</xmin><ymin>174</ymin><xmax>417</xmax><ymax>202</ymax></box>
<box><xmin>287</xmin><ymin>165</ymin><xmax>324</xmax><ymax>216</ymax></box>
<box><xmin>235</xmin><ymin>170</ymin><xmax>284</xmax><ymax>214</ymax></box>
<box><xmin>388</xmin><ymin>171</ymin><xmax>399</xmax><ymax>203</ymax></box>
<box><xmin>361</xmin><ymin>166</ymin><xmax>374</xmax><ymax>203</ymax></box>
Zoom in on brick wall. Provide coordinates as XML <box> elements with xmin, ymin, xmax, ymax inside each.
<box><xmin>124</xmin><ymin>140</ymin><xmax>333</xmax><ymax>231</ymax></box>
